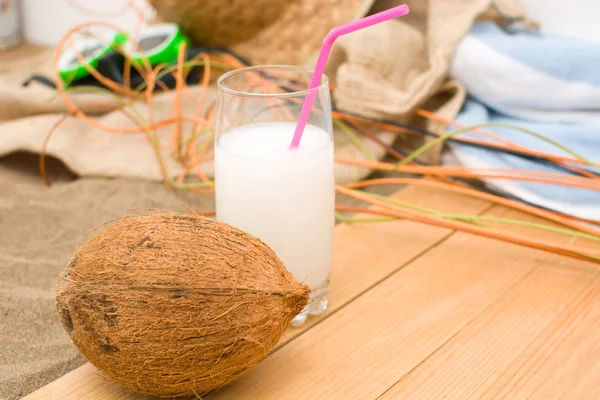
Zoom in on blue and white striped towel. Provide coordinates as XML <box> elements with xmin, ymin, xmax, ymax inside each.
<box><xmin>447</xmin><ymin>21</ymin><xmax>600</xmax><ymax>220</ymax></box>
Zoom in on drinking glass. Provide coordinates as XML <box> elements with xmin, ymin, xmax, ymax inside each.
<box><xmin>214</xmin><ymin>65</ymin><xmax>334</xmax><ymax>326</ymax></box>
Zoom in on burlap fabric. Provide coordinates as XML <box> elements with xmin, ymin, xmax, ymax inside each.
<box><xmin>325</xmin><ymin>0</ymin><xmax>528</xmax><ymax>162</ymax></box>
<box><xmin>0</xmin><ymin>0</ymin><xmax>528</xmax><ymax>183</ymax></box>
<box><xmin>0</xmin><ymin>49</ymin><xmax>391</xmax><ymax>184</ymax></box>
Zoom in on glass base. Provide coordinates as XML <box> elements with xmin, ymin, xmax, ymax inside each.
<box><xmin>291</xmin><ymin>285</ymin><xmax>328</xmax><ymax>327</ymax></box>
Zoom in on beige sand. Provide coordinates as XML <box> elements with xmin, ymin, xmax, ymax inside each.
<box><xmin>0</xmin><ymin>152</ymin><xmax>215</xmax><ymax>400</ymax></box>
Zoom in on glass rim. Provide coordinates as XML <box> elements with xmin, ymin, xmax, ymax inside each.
<box><xmin>217</xmin><ymin>65</ymin><xmax>329</xmax><ymax>98</ymax></box>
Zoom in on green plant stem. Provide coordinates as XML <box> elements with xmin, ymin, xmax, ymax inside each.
<box><xmin>358</xmin><ymin>190</ymin><xmax>600</xmax><ymax>242</ymax></box>
<box><xmin>396</xmin><ymin>122</ymin><xmax>598</xmax><ymax>169</ymax></box>
<box><xmin>335</xmin><ymin>212</ymin><xmax>396</xmax><ymax>224</ymax></box>
<box><xmin>135</xmin><ymin>60</ymin><xmax>230</xmax><ymax>92</ymax></box>
<box><xmin>334</xmin><ymin>119</ymin><xmax>376</xmax><ymax>160</ymax></box>
<box><xmin>56</xmin><ymin>81</ymin><xmax>213</xmax><ymax>190</ymax></box>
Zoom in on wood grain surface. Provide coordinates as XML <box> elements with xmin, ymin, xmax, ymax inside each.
<box><xmin>23</xmin><ymin>185</ymin><xmax>600</xmax><ymax>400</ymax></box>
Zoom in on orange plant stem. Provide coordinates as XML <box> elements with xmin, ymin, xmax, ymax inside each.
<box><xmin>416</xmin><ymin>108</ymin><xmax>598</xmax><ymax>178</ymax></box>
<box><xmin>335</xmin><ymin>204</ymin><xmax>599</xmax><ymax>264</ymax></box>
<box><xmin>335</xmin><ymin>187</ymin><xmax>600</xmax><ymax>260</ymax></box>
<box><xmin>335</xmin><ymin>154</ymin><xmax>600</xmax><ymax>190</ymax></box>
<box><xmin>343</xmin><ymin>178</ymin><xmax>600</xmax><ymax>236</ymax></box>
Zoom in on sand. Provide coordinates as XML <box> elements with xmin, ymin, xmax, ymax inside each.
<box><xmin>0</xmin><ymin>152</ymin><xmax>215</xmax><ymax>400</ymax></box>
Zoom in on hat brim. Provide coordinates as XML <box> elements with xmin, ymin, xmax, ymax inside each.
<box><xmin>232</xmin><ymin>0</ymin><xmax>376</xmax><ymax>65</ymax></box>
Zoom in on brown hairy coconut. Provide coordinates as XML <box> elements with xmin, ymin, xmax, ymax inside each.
<box><xmin>56</xmin><ymin>213</ymin><xmax>309</xmax><ymax>398</ymax></box>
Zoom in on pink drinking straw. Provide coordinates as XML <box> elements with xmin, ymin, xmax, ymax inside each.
<box><xmin>290</xmin><ymin>4</ymin><xmax>410</xmax><ymax>148</ymax></box>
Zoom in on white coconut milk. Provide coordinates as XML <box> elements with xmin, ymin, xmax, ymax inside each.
<box><xmin>215</xmin><ymin>122</ymin><xmax>334</xmax><ymax>291</ymax></box>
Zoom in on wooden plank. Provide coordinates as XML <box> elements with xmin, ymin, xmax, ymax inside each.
<box><xmin>23</xmin><ymin>185</ymin><xmax>489</xmax><ymax>400</ymax></box>
<box><xmin>379</xmin><ymin>264</ymin><xmax>600</xmax><ymax>400</ymax></box>
<box><xmin>279</xmin><ymin>185</ymin><xmax>488</xmax><ymax>344</ymax></box>
<box><xmin>206</xmin><ymin>206</ymin><xmax>595</xmax><ymax>399</ymax></box>
<box><xmin>379</xmin><ymin>209</ymin><xmax>600</xmax><ymax>400</ymax></box>
<box><xmin>19</xmin><ymin>364</ymin><xmax>141</xmax><ymax>400</ymax></box>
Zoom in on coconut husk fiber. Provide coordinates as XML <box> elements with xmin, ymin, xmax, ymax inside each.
<box><xmin>56</xmin><ymin>213</ymin><xmax>309</xmax><ymax>398</ymax></box>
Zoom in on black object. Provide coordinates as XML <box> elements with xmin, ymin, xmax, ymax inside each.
<box><xmin>22</xmin><ymin>47</ymin><xmax>251</xmax><ymax>91</ymax></box>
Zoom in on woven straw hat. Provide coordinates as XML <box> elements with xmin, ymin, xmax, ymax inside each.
<box><xmin>149</xmin><ymin>0</ymin><xmax>376</xmax><ymax>65</ymax></box>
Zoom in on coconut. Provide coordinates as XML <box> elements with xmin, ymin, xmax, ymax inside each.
<box><xmin>56</xmin><ymin>213</ymin><xmax>309</xmax><ymax>398</ymax></box>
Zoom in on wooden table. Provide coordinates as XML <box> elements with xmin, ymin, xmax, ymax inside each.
<box><xmin>24</xmin><ymin>185</ymin><xmax>600</xmax><ymax>399</ymax></box>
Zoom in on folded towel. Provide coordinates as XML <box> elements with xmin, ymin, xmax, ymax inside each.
<box><xmin>452</xmin><ymin>22</ymin><xmax>600</xmax><ymax>124</ymax></box>
<box><xmin>448</xmin><ymin>22</ymin><xmax>600</xmax><ymax>220</ymax></box>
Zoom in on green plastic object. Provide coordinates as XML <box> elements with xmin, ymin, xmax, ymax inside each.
<box><xmin>57</xmin><ymin>24</ymin><xmax>190</xmax><ymax>87</ymax></box>
<box><xmin>122</xmin><ymin>23</ymin><xmax>191</xmax><ymax>68</ymax></box>
<box><xmin>57</xmin><ymin>34</ymin><xmax>126</xmax><ymax>86</ymax></box>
